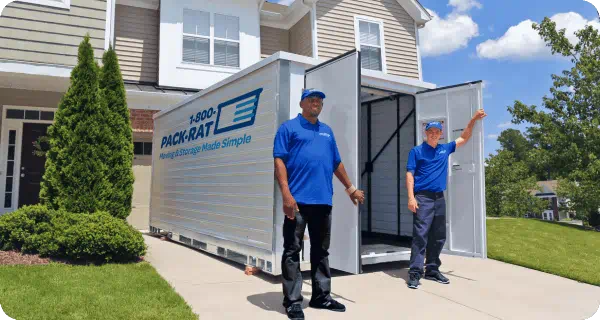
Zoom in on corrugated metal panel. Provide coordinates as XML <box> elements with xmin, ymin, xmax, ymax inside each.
<box><xmin>114</xmin><ymin>4</ymin><xmax>159</xmax><ymax>83</ymax></box>
<box><xmin>150</xmin><ymin>61</ymin><xmax>280</xmax><ymax>252</ymax></box>
<box><xmin>260</xmin><ymin>26</ymin><xmax>289</xmax><ymax>59</ymax></box>
<box><xmin>289</xmin><ymin>13</ymin><xmax>312</xmax><ymax>57</ymax></box>
<box><xmin>316</xmin><ymin>0</ymin><xmax>419</xmax><ymax>79</ymax></box>
<box><xmin>369</xmin><ymin>98</ymin><xmax>398</xmax><ymax>235</ymax></box>
<box><xmin>0</xmin><ymin>0</ymin><xmax>107</xmax><ymax>66</ymax></box>
<box><xmin>398</xmin><ymin>95</ymin><xmax>415</xmax><ymax>236</ymax></box>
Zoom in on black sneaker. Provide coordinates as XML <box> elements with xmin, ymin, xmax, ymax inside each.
<box><xmin>309</xmin><ymin>299</ymin><xmax>346</xmax><ymax>312</ymax></box>
<box><xmin>285</xmin><ymin>304</ymin><xmax>304</xmax><ymax>320</ymax></box>
<box><xmin>425</xmin><ymin>271</ymin><xmax>450</xmax><ymax>284</ymax></box>
<box><xmin>407</xmin><ymin>273</ymin><xmax>421</xmax><ymax>289</ymax></box>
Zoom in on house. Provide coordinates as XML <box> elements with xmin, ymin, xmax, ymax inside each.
<box><xmin>527</xmin><ymin>180</ymin><xmax>573</xmax><ymax>221</ymax></box>
<box><xmin>0</xmin><ymin>0</ymin><xmax>482</xmax><ymax>239</ymax></box>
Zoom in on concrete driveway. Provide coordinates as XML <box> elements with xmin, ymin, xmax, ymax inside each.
<box><xmin>143</xmin><ymin>234</ymin><xmax>600</xmax><ymax>320</ymax></box>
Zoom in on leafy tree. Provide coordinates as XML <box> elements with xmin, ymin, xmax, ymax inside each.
<box><xmin>485</xmin><ymin>150</ymin><xmax>547</xmax><ymax>217</ymax></box>
<box><xmin>99</xmin><ymin>45</ymin><xmax>135</xmax><ymax>219</ymax></box>
<box><xmin>508</xmin><ymin>18</ymin><xmax>600</xmax><ymax>226</ymax></box>
<box><xmin>40</xmin><ymin>35</ymin><xmax>113</xmax><ymax>214</ymax></box>
<box><xmin>497</xmin><ymin>129</ymin><xmax>531</xmax><ymax>162</ymax></box>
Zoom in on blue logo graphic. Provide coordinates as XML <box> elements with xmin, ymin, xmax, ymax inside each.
<box><xmin>214</xmin><ymin>88</ymin><xmax>263</xmax><ymax>135</ymax></box>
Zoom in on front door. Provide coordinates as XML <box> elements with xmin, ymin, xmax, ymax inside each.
<box><xmin>304</xmin><ymin>50</ymin><xmax>362</xmax><ymax>274</ymax></box>
<box><xmin>18</xmin><ymin>123</ymin><xmax>50</xmax><ymax>207</ymax></box>
<box><xmin>416</xmin><ymin>81</ymin><xmax>487</xmax><ymax>258</ymax></box>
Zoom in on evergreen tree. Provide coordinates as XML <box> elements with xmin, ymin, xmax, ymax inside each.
<box><xmin>40</xmin><ymin>35</ymin><xmax>113</xmax><ymax>214</ymax></box>
<box><xmin>100</xmin><ymin>45</ymin><xmax>135</xmax><ymax>219</ymax></box>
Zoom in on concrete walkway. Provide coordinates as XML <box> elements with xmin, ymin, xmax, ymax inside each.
<box><xmin>143</xmin><ymin>234</ymin><xmax>600</xmax><ymax>320</ymax></box>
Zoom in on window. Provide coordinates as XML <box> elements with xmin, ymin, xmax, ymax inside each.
<box><xmin>17</xmin><ymin>0</ymin><xmax>70</xmax><ymax>9</ymax></box>
<box><xmin>134</xmin><ymin>142</ymin><xmax>152</xmax><ymax>156</ymax></box>
<box><xmin>6</xmin><ymin>108</ymin><xmax>55</xmax><ymax>121</ymax></box>
<box><xmin>4</xmin><ymin>130</ymin><xmax>16</xmax><ymax>208</ymax></box>
<box><xmin>355</xmin><ymin>17</ymin><xmax>386</xmax><ymax>72</ymax></box>
<box><xmin>182</xmin><ymin>9</ymin><xmax>240</xmax><ymax>68</ymax></box>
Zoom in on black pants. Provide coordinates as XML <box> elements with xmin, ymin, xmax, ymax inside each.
<box><xmin>409</xmin><ymin>191</ymin><xmax>446</xmax><ymax>275</ymax></box>
<box><xmin>281</xmin><ymin>204</ymin><xmax>332</xmax><ymax>307</ymax></box>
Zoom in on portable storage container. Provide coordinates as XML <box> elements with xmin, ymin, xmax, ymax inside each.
<box><xmin>149</xmin><ymin>50</ymin><xmax>487</xmax><ymax>275</ymax></box>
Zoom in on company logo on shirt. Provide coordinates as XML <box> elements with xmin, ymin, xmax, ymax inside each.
<box><xmin>319</xmin><ymin>132</ymin><xmax>331</xmax><ymax>138</ymax></box>
<box><xmin>439</xmin><ymin>150</ymin><xmax>447</xmax><ymax>155</ymax></box>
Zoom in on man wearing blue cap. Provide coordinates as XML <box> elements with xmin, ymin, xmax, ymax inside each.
<box><xmin>406</xmin><ymin>109</ymin><xmax>486</xmax><ymax>289</ymax></box>
<box><xmin>273</xmin><ymin>88</ymin><xmax>365</xmax><ymax>319</ymax></box>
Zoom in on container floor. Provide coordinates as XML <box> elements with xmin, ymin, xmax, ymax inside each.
<box><xmin>361</xmin><ymin>234</ymin><xmax>412</xmax><ymax>265</ymax></box>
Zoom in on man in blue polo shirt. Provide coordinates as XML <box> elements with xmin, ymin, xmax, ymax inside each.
<box><xmin>273</xmin><ymin>88</ymin><xmax>365</xmax><ymax>320</ymax></box>
<box><xmin>406</xmin><ymin>109</ymin><xmax>486</xmax><ymax>289</ymax></box>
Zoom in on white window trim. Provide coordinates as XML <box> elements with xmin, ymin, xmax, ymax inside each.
<box><xmin>17</xmin><ymin>0</ymin><xmax>70</xmax><ymax>9</ymax></box>
<box><xmin>353</xmin><ymin>15</ymin><xmax>387</xmax><ymax>73</ymax></box>
<box><xmin>181</xmin><ymin>9</ymin><xmax>241</xmax><ymax>70</ymax></box>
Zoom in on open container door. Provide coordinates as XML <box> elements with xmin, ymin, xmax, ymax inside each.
<box><xmin>304</xmin><ymin>50</ymin><xmax>362</xmax><ymax>274</ymax></box>
<box><xmin>416</xmin><ymin>81</ymin><xmax>487</xmax><ymax>259</ymax></box>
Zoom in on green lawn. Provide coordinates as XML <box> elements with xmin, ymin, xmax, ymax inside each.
<box><xmin>487</xmin><ymin>218</ymin><xmax>600</xmax><ymax>286</ymax></box>
<box><xmin>0</xmin><ymin>262</ymin><xmax>198</xmax><ymax>320</ymax></box>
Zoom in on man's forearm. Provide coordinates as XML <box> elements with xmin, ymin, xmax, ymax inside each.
<box><xmin>406</xmin><ymin>172</ymin><xmax>415</xmax><ymax>200</ymax></box>
<box><xmin>274</xmin><ymin>158</ymin><xmax>292</xmax><ymax>197</ymax></box>
<box><xmin>460</xmin><ymin>118</ymin><xmax>477</xmax><ymax>142</ymax></box>
<box><xmin>334</xmin><ymin>162</ymin><xmax>353</xmax><ymax>189</ymax></box>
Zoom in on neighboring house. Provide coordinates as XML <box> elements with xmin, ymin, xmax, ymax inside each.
<box><xmin>527</xmin><ymin>180</ymin><xmax>573</xmax><ymax>221</ymax></box>
<box><xmin>1</xmin><ymin>0</ymin><xmax>479</xmax><ymax>238</ymax></box>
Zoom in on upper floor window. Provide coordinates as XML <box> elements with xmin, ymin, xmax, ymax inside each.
<box><xmin>17</xmin><ymin>0</ymin><xmax>70</xmax><ymax>9</ymax></box>
<box><xmin>355</xmin><ymin>17</ymin><xmax>387</xmax><ymax>72</ymax></box>
<box><xmin>183</xmin><ymin>9</ymin><xmax>240</xmax><ymax>68</ymax></box>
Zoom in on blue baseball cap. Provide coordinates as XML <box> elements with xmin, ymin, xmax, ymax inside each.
<box><xmin>301</xmin><ymin>88</ymin><xmax>326</xmax><ymax>101</ymax></box>
<box><xmin>426</xmin><ymin>121</ymin><xmax>443</xmax><ymax>131</ymax></box>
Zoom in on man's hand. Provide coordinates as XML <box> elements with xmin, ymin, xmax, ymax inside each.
<box><xmin>283</xmin><ymin>194</ymin><xmax>299</xmax><ymax>220</ymax></box>
<box><xmin>408</xmin><ymin>197</ymin><xmax>419</xmax><ymax>214</ymax></box>
<box><xmin>473</xmin><ymin>109</ymin><xmax>487</xmax><ymax>120</ymax></box>
<box><xmin>350</xmin><ymin>189</ymin><xmax>365</xmax><ymax>205</ymax></box>
<box><xmin>456</xmin><ymin>109</ymin><xmax>487</xmax><ymax>148</ymax></box>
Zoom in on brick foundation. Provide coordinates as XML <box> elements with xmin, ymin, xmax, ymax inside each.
<box><xmin>130</xmin><ymin>109</ymin><xmax>159</xmax><ymax>133</ymax></box>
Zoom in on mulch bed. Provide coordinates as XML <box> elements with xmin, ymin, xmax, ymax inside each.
<box><xmin>0</xmin><ymin>250</ymin><xmax>52</xmax><ymax>265</ymax></box>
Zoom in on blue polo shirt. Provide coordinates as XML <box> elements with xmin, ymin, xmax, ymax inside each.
<box><xmin>273</xmin><ymin>114</ymin><xmax>342</xmax><ymax>206</ymax></box>
<box><xmin>406</xmin><ymin>141</ymin><xmax>456</xmax><ymax>193</ymax></box>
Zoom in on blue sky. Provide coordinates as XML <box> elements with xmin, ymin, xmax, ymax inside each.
<box><xmin>416</xmin><ymin>0</ymin><xmax>598</xmax><ymax>157</ymax></box>
<box><xmin>270</xmin><ymin>0</ymin><xmax>599</xmax><ymax>157</ymax></box>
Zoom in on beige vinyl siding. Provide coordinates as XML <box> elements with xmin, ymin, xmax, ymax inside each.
<box><xmin>316</xmin><ymin>0</ymin><xmax>419</xmax><ymax>79</ymax></box>
<box><xmin>0</xmin><ymin>0</ymin><xmax>107</xmax><ymax>66</ymax></box>
<box><xmin>289</xmin><ymin>13</ymin><xmax>312</xmax><ymax>57</ymax></box>
<box><xmin>260</xmin><ymin>26</ymin><xmax>289</xmax><ymax>59</ymax></box>
<box><xmin>114</xmin><ymin>4</ymin><xmax>159</xmax><ymax>83</ymax></box>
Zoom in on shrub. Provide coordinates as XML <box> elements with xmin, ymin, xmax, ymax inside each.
<box><xmin>57</xmin><ymin>211</ymin><xmax>146</xmax><ymax>263</ymax></box>
<box><xmin>0</xmin><ymin>206</ymin><xmax>146</xmax><ymax>263</ymax></box>
<box><xmin>0</xmin><ymin>205</ymin><xmax>53</xmax><ymax>252</ymax></box>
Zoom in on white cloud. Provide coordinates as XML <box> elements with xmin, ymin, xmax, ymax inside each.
<box><xmin>448</xmin><ymin>0</ymin><xmax>482</xmax><ymax>12</ymax></box>
<box><xmin>419</xmin><ymin>9</ymin><xmax>479</xmax><ymax>57</ymax></box>
<box><xmin>487</xmin><ymin>134</ymin><xmax>499</xmax><ymax>139</ymax></box>
<box><xmin>498</xmin><ymin>122</ymin><xmax>513</xmax><ymax>128</ymax></box>
<box><xmin>476</xmin><ymin>12</ymin><xmax>600</xmax><ymax>60</ymax></box>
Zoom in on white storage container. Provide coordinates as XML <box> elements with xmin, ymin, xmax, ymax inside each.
<box><xmin>149</xmin><ymin>50</ymin><xmax>487</xmax><ymax>276</ymax></box>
